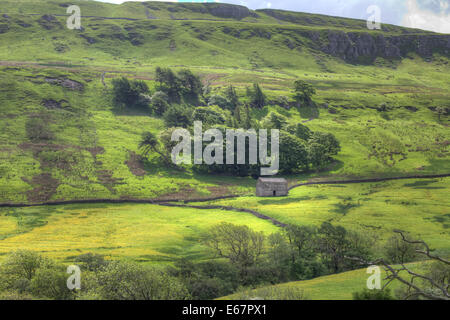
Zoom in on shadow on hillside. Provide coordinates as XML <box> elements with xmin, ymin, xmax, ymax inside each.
<box><xmin>111</xmin><ymin>104</ymin><xmax>153</xmax><ymax>117</ymax></box>
<box><xmin>299</xmin><ymin>103</ymin><xmax>320</xmax><ymax>120</ymax></box>
<box><xmin>403</xmin><ymin>179</ymin><xmax>445</xmax><ymax>189</ymax></box>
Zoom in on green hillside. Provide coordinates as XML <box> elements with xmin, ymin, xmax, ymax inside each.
<box><xmin>0</xmin><ymin>0</ymin><xmax>448</xmax><ymax>300</ymax></box>
<box><xmin>220</xmin><ymin>261</ymin><xmax>430</xmax><ymax>300</ymax></box>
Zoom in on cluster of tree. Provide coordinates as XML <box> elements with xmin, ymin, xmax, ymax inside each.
<box><xmin>351</xmin><ymin>231</ymin><xmax>449</xmax><ymax>301</ymax></box>
<box><xmin>0</xmin><ymin>251</ymin><xmax>189</xmax><ymax>300</ymax></box>
<box><xmin>1</xmin><ymin>229</ymin><xmax>447</xmax><ymax>300</ymax></box>
<box><xmin>113</xmin><ymin>69</ymin><xmax>337</xmax><ymax>175</ymax></box>
<box><xmin>188</xmin><ymin>124</ymin><xmax>340</xmax><ymax>176</ymax></box>
<box><xmin>111</xmin><ymin>67</ymin><xmax>203</xmax><ymax>117</ymax></box>
<box><xmin>165</xmin><ymin>222</ymin><xmax>375</xmax><ymax>300</ymax></box>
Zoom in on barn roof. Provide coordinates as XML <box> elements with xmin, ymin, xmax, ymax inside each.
<box><xmin>258</xmin><ymin>178</ymin><xmax>287</xmax><ymax>183</ymax></box>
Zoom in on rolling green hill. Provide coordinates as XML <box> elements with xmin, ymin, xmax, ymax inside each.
<box><xmin>220</xmin><ymin>261</ymin><xmax>430</xmax><ymax>300</ymax></box>
<box><xmin>0</xmin><ymin>0</ymin><xmax>448</xmax><ymax>300</ymax></box>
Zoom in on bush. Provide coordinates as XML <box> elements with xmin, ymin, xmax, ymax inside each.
<box><xmin>30</xmin><ymin>265</ymin><xmax>74</xmax><ymax>300</ymax></box>
<box><xmin>263</xmin><ymin>112</ymin><xmax>288</xmax><ymax>130</ymax></box>
<box><xmin>95</xmin><ymin>262</ymin><xmax>189</xmax><ymax>300</ymax></box>
<box><xmin>235</xmin><ymin>286</ymin><xmax>308</xmax><ymax>300</ymax></box>
<box><xmin>247</xmin><ymin>83</ymin><xmax>265</xmax><ymax>109</ymax></box>
<box><xmin>208</xmin><ymin>95</ymin><xmax>231</xmax><ymax>110</ymax></box>
<box><xmin>163</xmin><ymin>104</ymin><xmax>193</xmax><ymax>128</ymax></box>
<box><xmin>279</xmin><ymin>131</ymin><xmax>308</xmax><ymax>174</ymax></box>
<box><xmin>353</xmin><ymin>288</ymin><xmax>395</xmax><ymax>300</ymax></box>
<box><xmin>384</xmin><ymin>234</ymin><xmax>420</xmax><ymax>264</ymax></box>
<box><xmin>286</xmin><ymin>123</ymin><xmax>312</xmax><ymax>140</ymax></box>
<box><xmin>293</xmin><ymin>80</ymin><xmax>315</xmax><ymax>107</ymax></box>
<box><xmin>150</xmin><ymin>91</ymin><xmax>170</xmax><ymax>116</ymax></box>
<box><xmin>193</xmin><ymin>107</ymin><xmax>226</xmax><ymax>126</ymax></box>
<box><xmin>112</xmin><ymin>77</ymin><xmax>150</xmax><ymax>109</ymax></box>
<box><xmin>26</xmin><ymin>118</ymin><xmax>54</xmax><ymax>141</ymax></box>
<box><xmin>75</xmin><ymin>253</ymin><xmax>108</xmax><ymax>272</ymax></box>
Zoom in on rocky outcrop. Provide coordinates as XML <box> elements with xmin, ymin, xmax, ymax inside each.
<box><xmin>38</xmin><ymin>14</ymin><xmax>62</xmax><ymax>30</ymax></box>
<box><xmin>172</xmin><ymin>3</ymin><xmax>254</xmax><ymax>20</ymax></box>
<box><xmin>207</xmin><ymin>4</ymin><xmax>254</xmax><ymax>20</ymax></box>
<box><xmin>318</xmin><ymin>31</ymin><xmax>450</xmax><ymax>63</ymax></box>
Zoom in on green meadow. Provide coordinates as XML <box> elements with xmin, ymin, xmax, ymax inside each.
<box><xmin>0</xmin><ymin>203</ymin><xmax>279</xmax><ymax>263</ymax></box>
<box><xmin>200</xmin><ymin>177</ymin><xmax>450</xmax><ymax>256</ymax></box>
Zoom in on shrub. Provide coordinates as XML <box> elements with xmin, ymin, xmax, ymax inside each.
<box><xmin>111</xmin><ymin>77</ymin><xmax>150</xmax><ymax>109</ymax></box>
<box><xmin>95</xmin><ymin>262</ymin><xmax>190</xmax><ymax>300</ymax></box>
<box><xmin>163</xmin><ymin>104</ymin><xmax>193</xmax><ymax>128</ymax></box>
<box><xmin>150</xmin><ymin>91</ymin><xmax>170</xmax><ymax>116</ymax></box>
<box><xmin>263</xmin><ymin>112</ymin><xmax>288</xmax><ymax>130</ymax></box>
<box><xmin>286</xmin><ymin>123</ymin><xmax>312</xmax><ymax>140</ymax></box>
<box><xmin>292</xmin><ymin>80</ymin><xmax>315</xmax><ymax>107</ymax></box>
<box><xmin>384</xmin><ymin>234</ymin><xmax>420</xmax><ymax>264</ymax></box>
<box><xmin>235</xmin><ymin>286</ymin><xmax>309</xmax><ymax>300</ymax></box>
<box><xmin>247</xmin><ymin>83</ymin><xmax>265</xmax><ymax>109</ymax></box>
<box><xmin>26</xmin><ymin>118</ymin><xmax>53</xmax><ymax>141</ymax></box>
<box><xmin>208</xmin><ymin>95</ymin><xmax>231</xmax><ymax>110</ymax></box>
<box><xmin>353</xmin><ymin>288</ymin><xmax>395</xmax><ymax>300</ymax></box>
<box><xmin>193</xmin><ymin>107</ymin><xmax>226</xmax><ymax>126</ymax></box>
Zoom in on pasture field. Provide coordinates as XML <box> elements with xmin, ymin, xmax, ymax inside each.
<box><xmin>200</xmin><ymin>177</ymin><xmax>450</xmax><ymax>256</ymax></box>
<box><xmin>0</xmin><ymin>203</ymin><xmax>279</xmax><ymax>263</ymax></box>
<box><xmin>0</xmin><ymin>58</ymin><xmax>448</xmax><ymax>203</ymax></box>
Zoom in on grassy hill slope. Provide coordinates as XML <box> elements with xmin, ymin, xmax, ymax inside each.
<box><xmin>220</xmin><ymin>261</ymin><xmax>429</xmax><ymax>300</ymax></box>
<box><xmin>0</xmin><ymin>0</ymin><xmax>448</xmax><ymax>296</ymax></box>
<box><xmin>0</xmin><ymin>1</ymin><xmax>448</xmax><ymax>203</ymax></box>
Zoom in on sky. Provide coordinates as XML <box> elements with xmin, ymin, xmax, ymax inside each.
<box><xmin>95</xmin><ymin>0</ymin><xmax>450</xmax><ymax>33</ymax></box>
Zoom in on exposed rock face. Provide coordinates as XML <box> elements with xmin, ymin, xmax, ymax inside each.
<box><xmin>45</xmin><ymin>78</ymin><xmax>84</xmax><ymax>91</ymax></box>
<box><xmin>318</xmin><ymin>31</ymin><xmax>450</xmax><ymax>63</ymax></box>
<box><xmin>38</xmin><ymin>14</ymin><xmax>62</xmax><ymax>30</ymax></box>
<box><xmin>207</xmin><ymin>4</ymin><xmax>254</xmax><ymax>20</ymax></box>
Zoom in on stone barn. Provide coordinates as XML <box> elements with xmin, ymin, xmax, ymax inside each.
<box><xmin>256</xmin><ymin>178</ymin><xmax>288</xmax><ymax>197</ymax></box>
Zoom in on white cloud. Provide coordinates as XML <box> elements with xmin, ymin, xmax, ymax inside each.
<box><xmin>402</xmin><ymin>0</ymin><xmax>450</xmax><ymax>33</ymax></box>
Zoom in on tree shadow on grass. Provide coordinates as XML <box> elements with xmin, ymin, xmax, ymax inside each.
<box><xmin>403</xmin><ymin>180</ymin><xmax>445</xmax><ymax>189</ymax></box>
<box><xmin>258</xmin><ymin>196</ymin><xmax>312</xmax><ymax>205</ymax></box>
<box><xmin>299</xmin><ymin>104</ymin><xmax>320</xmax><ymax>120</ymax></box>
<box><xmin>111</xmin><ymin>103</ymin><xmax>153</xmax><ymax>117</ymax></box>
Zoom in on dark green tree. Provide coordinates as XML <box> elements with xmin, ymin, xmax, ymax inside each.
<box><xmin>178</xmin><ymin>69</ymin><xmax>202</xmax><ymax>102</ymax></box>
<box><xmin>224</xmin><ymin>85</ymin><xmax>239</xmax><ymax>110</ymax></box>
<box><xmin>95</xmin><ymin>261</ymin><xmax>189</xmax><ymax>300</ymax></box>
<box><xmin>293</xmin><ymin>80</ymin><xmax>316</xmax><ymax>107</ymax></box>
<box><xmin>155</xmin><ymin>67</ymin><xmax>182</xmax><ymax>102</ymax></box>
<box><xmin>139</xmin><ymin>131</ymin><xmax>171</xmax><ymax>165</ymax></box>
<box><xmin>150</xmin><ymin>91</ymin><xmax>170</xmax><ymax>116</ymax></box>
<box><xmin>247</xmin><ymin>83</ymin><xmax>265</xmax><ymax>109</ymax></box>
<box><xmin>111</xmin><ymin>77</ymin><xmax>150</xmax><ymax>109</ymax></box>
<box><xmin>265</xmin><ymin>112</ymin><xmax>287</xmax><ymax>130</ymax></box>
<box><xmin>163</xmin><ymin>104</ymin><xmax>193</xmax><ymax>128</ymax></box>
<box><xmin>205</xmin><ymin>223</ymin><xmax>265</xmax><ymax>278</ymax></box>
<box><xmin>279</xmin><ymin>131</ymin><xmax>308</xmax><ymax>174</ymax></box>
